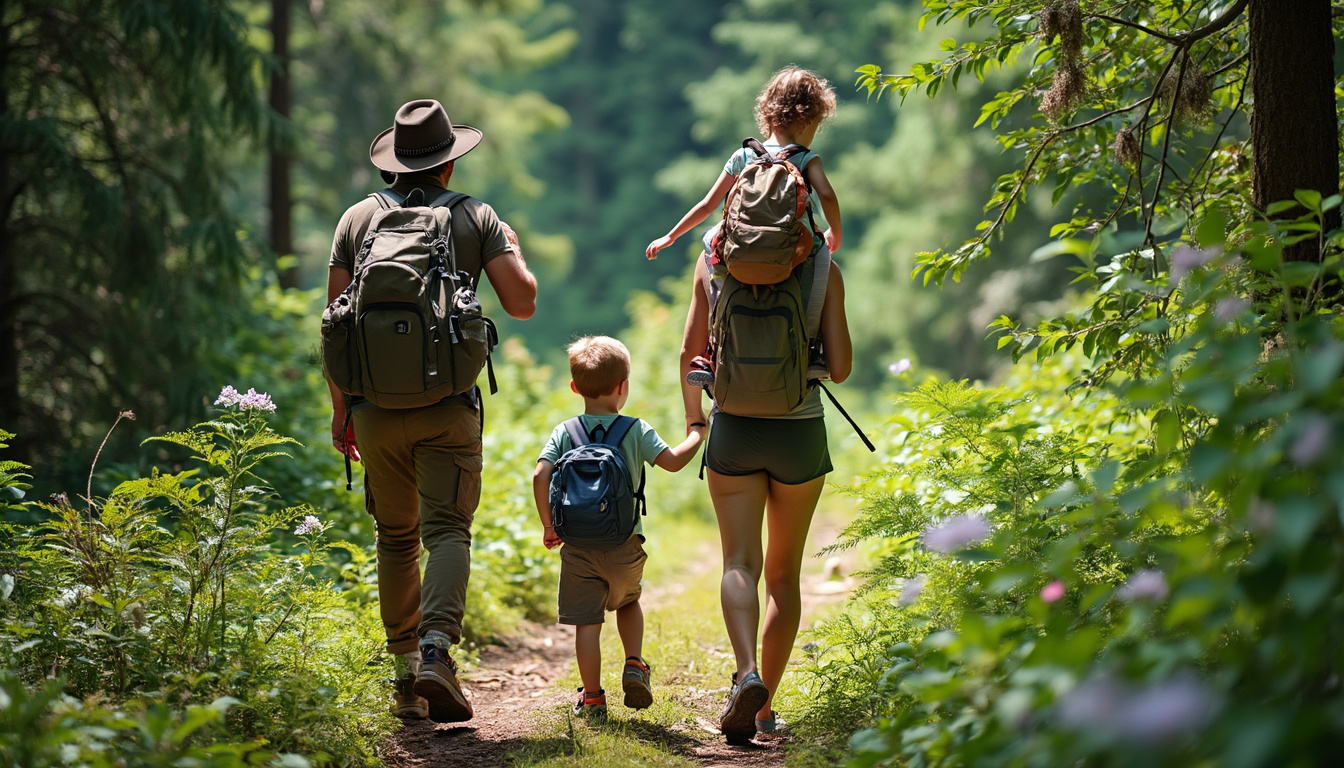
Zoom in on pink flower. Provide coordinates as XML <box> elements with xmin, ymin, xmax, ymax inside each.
<box><xmin>1041</xmin><ymin>580</ymin><xmax>1066</xmax><ymax>603</ymax></box>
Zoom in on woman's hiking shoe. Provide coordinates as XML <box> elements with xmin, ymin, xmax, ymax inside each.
<box><xmin>573</xmin><ymin>687</ymin><xmax>607</xmax><ymax>720</ymax></box>
<box><xmin>621</xmin><ymin>657</ymin><xmax>653</xmax><ymax>709</ymax></box>
<box><xmin>686</xmin><ymin>356</ymin><xmax>715</xmax><ymax>387</ymax></box>
<box><xmin>414</xmin><ymin>645</ymin><xmax>473</xmax><ymax>723</ymax></box>
<box><xmin>719</xmin><ymin>670</ymin><xmax>769</xmax><ymax>744</ymax></box>
<box><xmin>391</xmin><ymin>673</ymin><xmax>428</xmax><ymax>719</ymax></box>
<box><xmin>756</xmin><ymin>709</ymin><xmax>786</xmax><ymax>734</ymax></box>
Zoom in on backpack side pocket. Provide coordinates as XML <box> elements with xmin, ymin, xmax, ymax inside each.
<box><xmin>321</xmin><ymin>291</ymin><xmax>363</xmax><ymax>397</ymax></box>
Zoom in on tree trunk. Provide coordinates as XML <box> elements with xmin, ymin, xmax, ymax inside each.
<box><xmin>270</xmin><ymin>0</ymin><xmax>297</xmax><ymax>288</ymax></box>
<box><xmin>0</xmin><ymin>0</ymin><xmax>21</xmax><ymax>442</ymax></box>
<box><xmin>1249</xmin><ymin>0</ymin><xmax>1339</xmax><ymax>262</ymax></box>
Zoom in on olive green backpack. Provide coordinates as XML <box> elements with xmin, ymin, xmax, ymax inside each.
<box><xmin>321</xmin><ymin>189</ymin><xmax>498</xmax><ymax>410</ymax></box>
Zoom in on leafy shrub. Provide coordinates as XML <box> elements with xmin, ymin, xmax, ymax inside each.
<box><xmin>2</xmin><ymin>393</ymin><xmax>394</xmax><ymax>765</ymax></box>
<box><xmin>796</xmin><ymin>202</ymin><xmax>1344</xmax><ymax>766</ymax></box>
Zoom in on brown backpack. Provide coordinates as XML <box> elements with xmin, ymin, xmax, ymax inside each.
<box><xmin>711</xmin><ymin>139</ymin><xmax>821</xmax><ymax>285</ymax></box>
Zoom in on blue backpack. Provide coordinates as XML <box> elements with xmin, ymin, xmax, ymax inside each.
<box><xmin>549</xmin><ymin>416</ymin><xmax>646</xmax><ymax>551</ymax></box>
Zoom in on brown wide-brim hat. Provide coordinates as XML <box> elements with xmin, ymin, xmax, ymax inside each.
<box><xmin>369</xmin><ymin>99</ymin><xmax>484</xmax><ymax>173</ymax></box>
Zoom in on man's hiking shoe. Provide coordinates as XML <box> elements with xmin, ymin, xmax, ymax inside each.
<box><xmin>720</xmin><ymin>670</ymin><xmax>769</xmax><ymax>744</ymax></box>
<box><xmin>414</xmin><ymin>645</ymin><xmax>473</xmax><ymax>723</ymax></box>
<box><xmin>686</xmin><ymin>356</ymin><xmax>715</xmax><ymax>387</ymax></box>
<box><xmin>391</xmin><ymin>673</ymin><xmax>428</xmax><ymax>719</ymax></box>
<box><xmin>622</xmin><ymin>657</ymin><xmax>653</xmax><ymax>710</ymax></box>
<box><xmin>573</xmin><ymin>687</ymin><xmax>607</xmax><ymax>720</ymax></box>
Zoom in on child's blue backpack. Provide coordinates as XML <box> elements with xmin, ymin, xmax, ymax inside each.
<box><xmin>549</xmin><ymin>416</ymin><xmax>646</xmax><ymax>551</ymax></box>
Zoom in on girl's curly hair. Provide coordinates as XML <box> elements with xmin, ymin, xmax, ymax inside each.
<box><xmin>755</xmin><ymin>66</ymin><xmax>837</xmax><ymax>135</ymax></box>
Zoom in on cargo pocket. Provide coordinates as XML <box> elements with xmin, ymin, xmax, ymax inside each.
<box><xmin>453</xmin><ymin>452</ymin><xmax>483</xmax><ymax>521</ymax></box>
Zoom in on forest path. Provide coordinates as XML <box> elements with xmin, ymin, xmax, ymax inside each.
<box><xmin>380</xmin><ymin>512</ymin><xmax>858</xmax><ymax>767</ymax></box>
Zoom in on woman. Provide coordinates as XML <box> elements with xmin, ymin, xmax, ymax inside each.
<box><xmin>680</xmin><ymin>252</ymin><xmax>852</xmax><ymax>743</ymax></box>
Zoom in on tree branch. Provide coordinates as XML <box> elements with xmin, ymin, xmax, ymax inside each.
<box><xmin>1178</xmin><ymin>0</ymin><xmax>1249</xmax><ymax>43</ymax></box>
<box><xmin>1089</xmin><ymin>13</ymin><xmax>1181</xmax><ymax>43</ymax></box>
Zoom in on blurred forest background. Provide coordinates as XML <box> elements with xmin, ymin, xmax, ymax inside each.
<box><xmin>1</xmin><ymin>0</ymin><xmax>1072</xmax><ymax>494</ymax></box>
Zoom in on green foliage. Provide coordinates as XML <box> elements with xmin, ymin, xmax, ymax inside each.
<box><xmin>2</xmin><ymin>399</ymin><xmax>394</xmax><ymax>765</ymax></box>
<box><xmin>2</xmin><ymin>0</ymin><xmax>267</xmax><ymax>480</ymax></box>
<box><xmin>795</xmin><ymin>211</ymin><xmax>1344</xmax><ymax>765</ymax></box>
<box><xmin>859</xmin><ymin>0</ymin><xmax>1264</xmax><ymax>287</ymax></box>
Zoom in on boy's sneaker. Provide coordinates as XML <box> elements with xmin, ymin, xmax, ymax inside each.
<box><xmin>686</xmin><ymin>356</ymin><xmax>715</xmax><ymax>387</ymax></box>
<box><xmin>719</xmin><ymin>670</ymin><xmax>769</xmax><ymax>744</ymax></box>
<box><xmin>621</xmin><ymin>657</ymin><xmax>653</xmax><ymax>710</ymax></box>
<box><xmin>573</xmin><ymin>687</ymin><xmax>607</xmax><ymax>720</ymax></box>
<box><xmin>391</xmin><ymin>673</ymin><xmax>428</xmax><ymax>719</ymax></box>
<box><xmin>414</xmin><ymin>644</ymin><xmax>473</xmax><ymax>723</ymax></box>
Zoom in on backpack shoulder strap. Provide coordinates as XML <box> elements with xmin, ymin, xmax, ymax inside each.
<box><xmin>742</xmin><ymin>137</ymin><xmax>773</xmax><ymax>160</ymax></box>
<box><xmin>563</xmin><ymin>417</ymin><xmax>590</xmax><ymax>450</ymax></box>
<box><xmin>806</xmin><ymin>249</ymin><xmax>831</xmax><ymax>340</ymax></box>
<box><xmin>369</xmin><ymin>189</ymin><xmax>403</xmax><ymax>209</ymax></box>
<box><xmin>601</xmin><ymin>415</ymin><xmax>639</xmax><ymax>449</ymax></box>
<box><xmin>429</xmin><ymin>190</ymin><xmax>469</xmax><ymax>209</ymax></box>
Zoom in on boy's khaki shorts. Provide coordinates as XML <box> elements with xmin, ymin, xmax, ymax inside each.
<box><xmin>558</xmin><ymin>535</ymin><xmax>646</xmax><ymax>625</ymax></box>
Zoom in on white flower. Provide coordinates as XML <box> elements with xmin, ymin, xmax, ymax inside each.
<box><xmin>294</xmin><ymin>515</ymin><xmax>323</xmax><ymax>536</ymax></box>
<box><xmin>214</xmin><ymin>385</ymin><xmax>242</xmax><ymax>406</ymax></box>
<box><xmin>897</xmin><ymin>574</ymin><xmax>928</xmax><ymax>607</ymax></box>
<box><xmin>922</xmin><ymin>515</ymin><xmax>991</xmax><ymax>553</ymax></box>
<box><xmin>889</xmin><ymin>358</ymin><xmax>912</xmax><ymax>375</ymax></box>
<box><xmin>1117</xmin><ymin>569</ymin><xmax>1169</xmax><ymax>602</ymax></box>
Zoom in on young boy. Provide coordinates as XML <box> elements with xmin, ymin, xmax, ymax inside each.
<box><xmin>533</xmin><ymin>336</ymin><xmax>706</xmax><ymax>719</ymax></box>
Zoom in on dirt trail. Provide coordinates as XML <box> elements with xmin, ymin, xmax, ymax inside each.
<box><xmin>381</xmin><ymin>624</ymin><xmax>576</xmax><ymax>767</ymax></box>
<box><xmin>381</xmin><ymin>516</ymin><xmax>858</xmax><ymax>767</ymax></box>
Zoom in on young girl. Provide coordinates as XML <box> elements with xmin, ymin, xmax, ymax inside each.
<box><xmin>645</xmin><ymin>66</ymin><xmax>842</xmax><ymax>262</ymax></box>
<box><xmin>663</xmin><ymin>68</ymin><xmax>854</xmax><ymax>745</ymax></box>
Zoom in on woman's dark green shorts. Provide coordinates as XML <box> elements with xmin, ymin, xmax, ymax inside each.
<box><xmin>705</xmin><ymin>413</ymin><xmax>832</xmax><ymax>485</ymax></box>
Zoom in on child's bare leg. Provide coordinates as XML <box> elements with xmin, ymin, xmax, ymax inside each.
<box><xmin>575</xmin><ymin>624</ymin><xmax>603</xmax><ymax>693</ymax></box>
<box><xmin>615</xmin><ymin>599</ymin><xmax>644</xmax><ymax>661</ymax></box>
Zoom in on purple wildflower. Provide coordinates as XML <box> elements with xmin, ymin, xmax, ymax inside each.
<box><xmin>1213</xmin><ymin>297</ymin><xmax>1249</xmax><ymax>323</ymax></box>
<box><xmin>922</xmin><ymin>515</ymin><xmax>991</xmax><ymax>553</ymax></box>
<box><xmin>1168</xmin><ymin>245</ymin><xmax>1218</xmax><ymax>286</ymax></box>
<box><xmin>1289</xmin><ymin>415</ymin><xmax>1331</xmax><ymax>465</ymax></box>
<box><xmin>1117</xmin><ymin>569</ymin><xmax>1169</xmax><ymax>602</ymax></box>
<box><xmin>889</xmin><ymin>359</ymin><xmax>912</xmax><ymax>375</ymax></box>
<box><xmin>237</xmin><ymin>388</ymin><xmax>276</xmax><ymax>413</ymax></box>
<box><xmin>897</xmin><ymin>574</ymin><xmax>927</xmax><ymax>607</ymax></box>
<box><xmin>294</xmin><ymin>515</ymin><xmax>323</xmax><ymax>536</ymax></box>
<box><xmin>1059</xmin><ymin>674</ymin><xmax>1218</xmax><ymax>744</ymax></box>
<box><xmin>215</xmin><ymin>386</ymin><xmax>242</xmax><ymax>406</ymax></box>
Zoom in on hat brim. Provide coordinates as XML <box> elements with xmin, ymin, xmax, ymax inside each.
<box><xmin>369</xmin><ymin>124</ymin><xmax>484</xmax><ymax>173</ymax></box>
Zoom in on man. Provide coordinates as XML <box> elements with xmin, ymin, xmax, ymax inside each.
<box><xmin>326</xmin><ymin>99</ymin><xmax>537</xmax><ymax>723</ymax></box>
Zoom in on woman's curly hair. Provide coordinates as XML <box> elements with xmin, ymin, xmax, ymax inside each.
<box><xmin>755</xmin><ymin>66</ymin><xmax>837</xmax><ymax>135</ymax></box>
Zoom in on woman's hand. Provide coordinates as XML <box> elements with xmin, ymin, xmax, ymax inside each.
<box><xmin>824</xmin><ymin>227</ymin><xmax>840</xmax><ymax>253</ymax></box>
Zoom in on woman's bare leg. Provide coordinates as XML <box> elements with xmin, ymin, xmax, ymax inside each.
<box><xmin>757</xmin><ymin>475</ymin><xmax>825</xmax><ymax>719</ymax></box>
<box><xmin>707</xmin><ymin>469</ymin><xmax>769</xmax><ymax>679</ymax></box>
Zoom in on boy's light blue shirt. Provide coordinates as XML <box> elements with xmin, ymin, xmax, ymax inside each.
<box><xmin>538</xmin><ymin>414</ymin><xmax>670</xmax><ymax>538</ymax></box>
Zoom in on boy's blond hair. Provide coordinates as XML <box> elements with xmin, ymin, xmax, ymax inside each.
<box><xmin>568</xmin><ymin>336</ymin><xmax>631</xmax><ymax>398</ymax></box>
<box><xmin>754</xmin><ymin>66</ymin><xmax>837</xmax><ymax>136</ymax></box>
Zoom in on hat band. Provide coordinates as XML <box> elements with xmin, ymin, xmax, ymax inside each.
<box><xmin>395</xmin><ymin>132</ymin><xmax>456</xmax><ymax>157</ymax></box>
